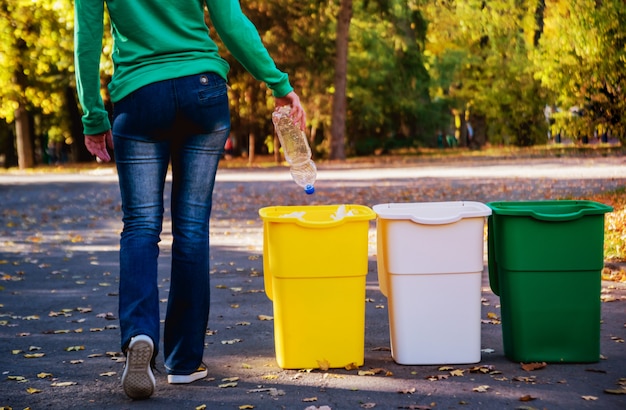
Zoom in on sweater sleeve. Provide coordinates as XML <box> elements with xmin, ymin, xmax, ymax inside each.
<box><xmin>205</xmin><ymin>0</ymin><xmax>294</xmax><ymax>98</ymax></box>
<box><xmin>74</xmin><ymin>0</ymin><xmax>111</xmax><ymax>135</ymax></box>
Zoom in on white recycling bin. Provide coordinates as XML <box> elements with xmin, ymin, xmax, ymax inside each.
<box><xmin>373</xmin><ymin>202</ymin><xmax>492</xmax><ymax>365</ymax></box>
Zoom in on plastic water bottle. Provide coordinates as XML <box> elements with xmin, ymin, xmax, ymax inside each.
<box><xmin>272</xmin><ymin>106</ymin><xmax>316</xmax><ymax>194</ymax></box>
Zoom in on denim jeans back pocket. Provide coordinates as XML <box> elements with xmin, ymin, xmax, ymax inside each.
<box><xmin>196</xmin><ymin>74</ymin><xmax>228</xmax><ymax>107</ymax></box>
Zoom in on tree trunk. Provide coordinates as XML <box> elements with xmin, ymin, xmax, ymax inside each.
<box><xmin>66</xmin><ymin>86</ymin><xmax>93</xmax><ymax>163</ymax></box>
<box><xmin>248</xmin><ymin>131</ymin><xmax>256</xmax><ymax>165</ymax></box>
<box><xmin>15</xmin><ymin>104</ymin><xmax>34</xmax><ymax>169</ymax></box>
<box><xmin>247</xmin><ymin>86</ymin><xmax>257</xmax><ymax>166</ymax></box>
<box><xmin>329</xmin><ymin>0</ymin><xmax>352</xmax><ymax>160</ymax></box>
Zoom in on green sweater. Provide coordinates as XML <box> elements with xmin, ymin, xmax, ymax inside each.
<box><xmin>74</xmin><ymin>0</ymin><xmax>293</xmax><ymax>135</ymax></box>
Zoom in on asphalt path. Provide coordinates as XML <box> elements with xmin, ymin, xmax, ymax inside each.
<box><xmin>0</xmin><ymin>156</ymin><xmax>625</xmax><ymax>409</ymax></box>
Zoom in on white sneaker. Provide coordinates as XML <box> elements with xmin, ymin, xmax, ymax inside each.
<box><xmin>121</xmin><ymin>335</ymin><xmax>156</xmax><ymax>399</ymax></box>
<box><xmin>167</xmin><ymin>366</ymin><xmax>208</xmax><ymax>384</ymax></box>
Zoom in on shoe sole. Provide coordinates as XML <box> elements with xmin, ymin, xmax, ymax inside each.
<box><xmin>122</xmin><ymin>336</ymin><xmax>155</xmax><ymax>399</ymax></box>
<box><xmin>167</xmin><ymin>368</ymin><xmax>208</xmax><ymax>384</ymax></box>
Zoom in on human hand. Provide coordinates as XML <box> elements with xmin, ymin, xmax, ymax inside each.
<box><xmin>85</xmin><ymin>130</ymin><xmax>114</xmax><ymax>162</ymax></box>
<box><xmin>275</xmin><ymin>91</ymin><xmax>306</xmax><ymax>131</ymax></box>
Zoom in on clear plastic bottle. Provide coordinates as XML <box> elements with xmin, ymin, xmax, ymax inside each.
<box><xmin>272</xmin><ymin>106</ymin><xmax>316</xmax><ymax>194</ymax></box>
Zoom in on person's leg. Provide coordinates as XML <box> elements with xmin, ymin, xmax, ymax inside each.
<box><xmin>112</xmin><ymin>80</ymin><xmax>178</xmax><ymax>398</ymax></box>
<box><xmin>113</xmin><ymin>81</ymin><xmax>177</xmax><ymax>355</ymax></box>
<box><xmin>114</xmin><ymin>136</ymin><xmax>169</xmax><ymax>352</ymax></box>
<box><xmin>163</xmin><ymin>73</ymin><xmax>230</xmax><ymax>377</ymax></box>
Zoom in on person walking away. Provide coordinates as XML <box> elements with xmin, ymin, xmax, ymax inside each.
<box><xmin>74</xmin><ymin>0</ymin><xmax>305</xmax><ymax>400</ymax></box>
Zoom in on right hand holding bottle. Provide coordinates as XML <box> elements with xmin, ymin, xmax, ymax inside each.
<box><xmin>275</xmin><ymin>91</ymin><xmax>306</xmax><ymax>131</ymax></box>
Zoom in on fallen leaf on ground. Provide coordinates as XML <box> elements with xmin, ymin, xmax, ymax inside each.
<box><xmin>344</xmin><ymin>362</ymin><xmax>359</xmax><ymax>371</ymax></box>
<box><xmin>51</xmin><ymin>381</ymin><xmax>77</xmax><ymax>387</ymax></box>
<box><xmin>469</xmin><ymin>365</ymin><xmax>495</xmax><ymax>374</ymax></box>
<box><xmin>317</xmin><ymin>359</ymin><xmax>330</xmax><ymax>371</ymax></box>
<box><xmin>425</xmin><ymin>374</ymin><xmax>449</xmax><ymax>381</ymax></box>
<box><xmin>519</xmin><ymin>394</ymin><xmax>537</xmax><ymax>401</ymax></box>
<box><xmin>521</xmin><ymin>362</ymin><xmax>547</xmax><ymax>371</ymax></box>
<box><xmin>472</xmin><ymin>385</ymin><xmax>490</xmax><ymax>392</ymax></box>
<box><xmin>581</xmin><ymin>395</ymin><xmax>598</xmax><ymax>401</ymax></box>
<box><xmin>358</xmin><ymin>368</ymin><xmax>392</xmax><ymax>376</ymax></box>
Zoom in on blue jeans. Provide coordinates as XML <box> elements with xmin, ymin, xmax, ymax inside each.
<box><xmin>112</xmin><ymin>73</ymin><xmax>230</xmax><ymax>375</ymax></box>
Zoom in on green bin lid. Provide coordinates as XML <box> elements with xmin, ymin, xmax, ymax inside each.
<box><xmin>486</xmin><ymin>200</ymin><xmax>613</xmax><ymax>221</ymax></box>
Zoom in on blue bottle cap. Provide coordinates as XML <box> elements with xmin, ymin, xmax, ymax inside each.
<box><xmin>304</xmin><ymin>184</ymin><xmax>315</xmax><ymax>195</ymax></box>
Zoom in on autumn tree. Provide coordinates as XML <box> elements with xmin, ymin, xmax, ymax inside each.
<box><xmin>532</xmin><ymin>0</ymin><xmax>626</xmax><ymax>141</ymax></box>
<box><xmin>422</xmin><ymin>0</ymin><xmax>550</xmax><ymax>146</ymax></box>
<box><xmin>0</xmin><ymin>0</ymin><xmax>77</xmax><ymax>168</ymax></box>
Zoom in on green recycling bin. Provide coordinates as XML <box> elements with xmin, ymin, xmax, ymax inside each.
<box><xmin>487</xmin><ymin>200</ymin><xmax>613</xmax><ymax>363</ymax></box>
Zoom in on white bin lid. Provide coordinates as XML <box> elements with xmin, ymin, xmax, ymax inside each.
<box><xmin>373</xmin><ymin>201</ymin><xmax>492</xmax><ymax>225</ymax></box>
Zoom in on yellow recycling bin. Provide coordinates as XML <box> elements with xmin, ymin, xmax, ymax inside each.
<box><xmin>259</xmin><ymin>204</ymin><xmax>375</xmax><ymax>369</ymax></box>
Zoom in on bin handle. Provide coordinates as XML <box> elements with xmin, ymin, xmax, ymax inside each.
<box><xmin>406</xmin><ymin>209</ymin><xmax>490</xmax><ymax>225</ymax></box>
<box><xmin>487</xmin><ymin>216</ymin><xmax>500</xmax><ymax>296</ymax></box>
<box><xmin>408</xmin><ymin>215</ymin><xmax>464</xmax><ymax>225</ymax></box>
<box><xmin>262</xmin><ymin>223</ymin><xmax>274</xmax><ymax>301</ymax></box>
<box><xmin>529</xmin><ymin>210</ymin><xmax>587</xmax><ymax>221</ymax></box>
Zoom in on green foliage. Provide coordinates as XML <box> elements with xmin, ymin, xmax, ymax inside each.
<box><xmin>347</xmin><ymin>0</ymin><xmax>432</xmax><ymax>155</ymax></box>
<box><xmin>0</xmin><ymin>0</ymin><xmax>74</xmax><ymax>129</ymax></box>
<box><xmin>423</xmin><ymin>0</ymin><xmax>551</xmax><ymax>146</ymax></box>
<box><xmin>532</xmin><ymin>0</ymin><xmax>626</xmax><ymax>140</ymax></box>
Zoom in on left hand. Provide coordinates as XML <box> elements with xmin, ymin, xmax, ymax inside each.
<box><xmin>85</xmin><ymin>130</ymin><xmax>114</xmax><ymax>162</ymax></box>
